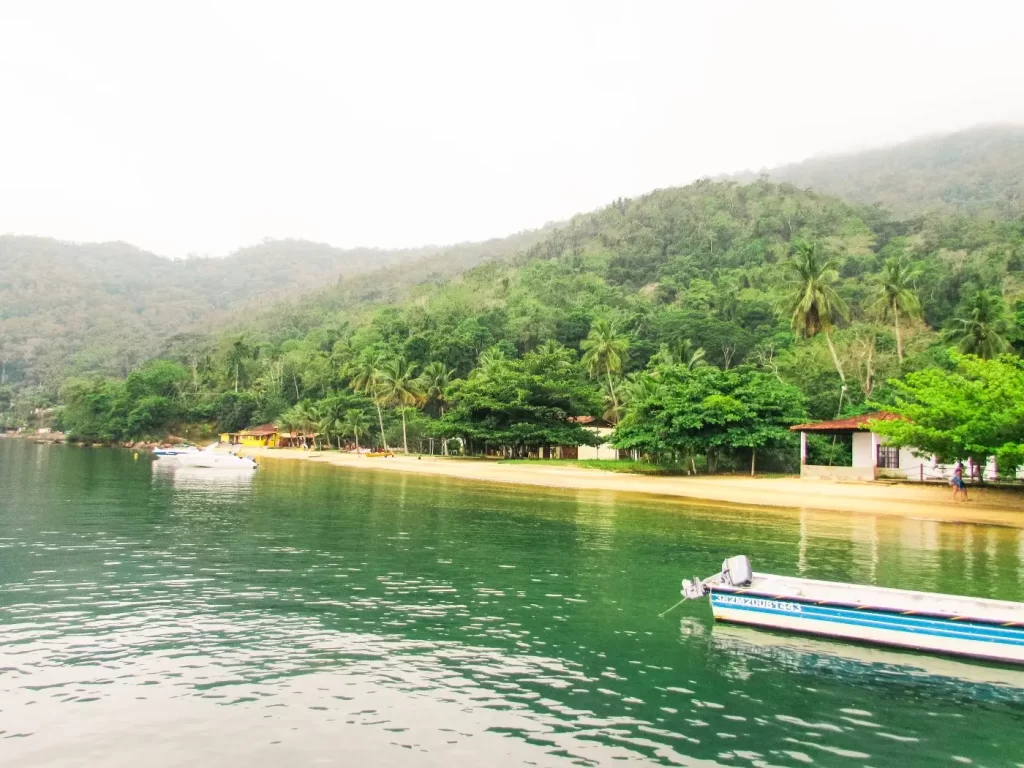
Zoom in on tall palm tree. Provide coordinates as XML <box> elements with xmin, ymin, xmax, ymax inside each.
<box><xmin>947</xmin><ymin>289</ymin><xmax>1010</xmax><ymax>359</ymax></box>
<box><xmin>580</xmin><ymin>318</ymin><xmax>629</xmax><ymax>423</ymax></box>
<box><xmin>870</xmin><ymin>257</ymin><xmax>921</xmax><ymax>363</ymax></box>
<box><xmin>784</xmin><ymin>242</ymin><xmax>849</xmax><ymax>385</ymax></box>
<box><xmin>419</xmin><ymin>361</ymin><xmax>455</xmax><ymax>455</ymax></box>
<box><xmin>419</xmin><ymin>362</ymin><xmax>454</xmax><ymax>416</ymax></box>
<box><xmin>348</xmin><ymin>353</ymin><xmax>389</xmax><ymax>451</ymax></box>
<box><xmin>222</xmin><ymin>334</ymin><xmax>253</xmax><ymax>393</ymax></box>
<box><xmin>342</xmin><ymin>409</ymin><xmax>370</xmax><ymax>451</ymax></box>
<box><xmin>294</xmin><ymin>402</ymin><xmax>318</xmax><ymax>447</ymax></box>
<box><xmin>377</xmin><ymin>358</ymin><xmax>423</xmax><ymax>453</ymax></box>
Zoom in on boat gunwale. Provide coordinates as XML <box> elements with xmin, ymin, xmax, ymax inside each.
<box><xmin>710</xmin><ymin>582</ymin><xmax>1024</xmax><ymax>629</ymax></box>
<box><xmin>711</xmin><ymin>613</ymin><xmax>1024</xmax><ymax>666</ymax></box>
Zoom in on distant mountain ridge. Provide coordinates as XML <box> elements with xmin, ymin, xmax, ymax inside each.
<box><xmin>738</xmin><ymin>124</ymin><xmax>1024</xmax><ymax>219</ymax></box>
<box><xmin>0</xmin><ymin>231</ymin><xmax>547</xmax><ymax>389</ymax></box>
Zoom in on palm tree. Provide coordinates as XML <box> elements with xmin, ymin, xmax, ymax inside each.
<box><xmin>870</xmin><ymin>257</ymin><xmax>921</xmax><ymax>363</ymax></box>
<box><xmin>419</xmin><ymin>361</ymin><xmax>455</xmax><ymax>455</ymax></box>
<box><xmin>947</xmin><ymin>289</ymin><xmax>1010</xmax><ymax>359</ymax></box>
<box><xmin>580</xmin><ymin>318</ymin><xmax>628</xmax><ymax>423</ymax></box>
<box><xmin>537</xmin><ymin>339</ymin><xmax>563</xmax><ymax>356</ymax></box>
<box><xmin>377</xmin><ymin>358</ymin><xmax>423</xmax><ymax>453</ymax></box>
<box><xmin>294</xmin><ymin>402</ymin><xmax>318</xmax><ymax>447</ymax></box>
<box><xmin>784</xmin><ymin>241</ymin><xmax>849</xmax><ymax>385</ymax></box>
<box><xmin>474</xmin><ymin>346</ymin><xmax>508</xmax><ymax>377</ymax></box>
<box><xmin>419</xmin><ymin>362</ymin><xmax>454</xmax><ymax>416</ymax></box>
<box><xmin>655</xmin><ymin>339</ymin><xmax>705</xmax><ymax>369</ymax></box>
<box><xmin>222</xmin><ymin>334</ymin><xmax>253</xmax><ymax>393</ymax></box>
<box><xmin>342</xmin><ymin>409</ymin><xmax>370</xmax><ymax>451</ymax></box>
<box><xmin>348</xmin><ymin>352</ymin><xmax>389</xmax><ymax>451</ymax></box>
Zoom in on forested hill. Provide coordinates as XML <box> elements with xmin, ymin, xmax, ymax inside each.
<box><xmin>0</xmin><ymin>230</ymin><xmax>548</xmax><ymax>390</ymax></box>
<box><xmin>52</xmin><ymin>177</ymin><xmax>1024</xmax><ymax>460</ymax></box>
<box><xmin>746</xmin><ymin>124</ymin><xmax>1024</xmax><ymax>219</ymax></box>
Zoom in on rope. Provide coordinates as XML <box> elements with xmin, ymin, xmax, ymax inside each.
<box><xmin>658</xmin><ymin>597</ymin><xmax>689</xmax><ymax>618</ymax></box>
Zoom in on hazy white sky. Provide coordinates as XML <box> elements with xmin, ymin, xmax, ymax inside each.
<box><xmin>1</xmin><ymin>0</ymin><xmax>1022</xmax><ymax>258</ymax></box>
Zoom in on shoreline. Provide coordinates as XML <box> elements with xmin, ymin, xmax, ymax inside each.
<box><xmin>238</xmin><ymin>447</ymin><xmax>1024</xmax><ymax>529</ymax></box>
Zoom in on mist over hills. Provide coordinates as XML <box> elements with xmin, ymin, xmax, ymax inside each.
<box><xmin>744</xmin><ymin>124</ymin><xmax>1024</xmax><ymax>219</ymax></box>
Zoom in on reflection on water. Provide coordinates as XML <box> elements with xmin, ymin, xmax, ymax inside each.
<box><xmin>2</xmin><ymin>442</ymin><xmax>1023</xmax><ymax>767</ymax></box>
<box><xmin>152</xmin><ymin>461</ymin><xmax>256</xmax><ymax>493</ymax></box>
<box><xmin>698</xmin><ymin>620</ymin><xmax>1024</xmax><ymax>704</ymax></box>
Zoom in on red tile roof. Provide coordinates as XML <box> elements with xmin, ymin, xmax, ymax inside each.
<box><xmin>790</xmin><ymin>411</ymin><xmax>902</xmax><ymax>432</ymax></box>
<box><xmin>241</xmin><ymin>424</ymin><xmax>280</xmax><ymax>436</ymax></box>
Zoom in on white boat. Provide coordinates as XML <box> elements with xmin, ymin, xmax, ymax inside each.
<box><xmin>152</xmin><ymin>445</ymin><xmax>200</xmax><ymax>457</ymax></box>
<box><xmin>682</xmin><ymin>556</ymin><xmax>1024</xmax><ymax>665</ymax></box>
<box><xmin>171</xmin><ymin>444</ymin><xmax>258</xmax><ymax>470</ymax></box>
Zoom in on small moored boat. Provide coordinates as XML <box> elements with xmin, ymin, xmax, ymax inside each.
<box><xmin>152</xmin><ymin>445</ymin><xmax>200</xmax><ymax>457</ymax></box>
<box><xmin>167</xmin><ymin>444</ymin><xmax>258</xmax><ymax>470</ymax></box>
<box><xmin>682</xmin><ymin>556</ymin><xmax>1024</xmax><ymax>665</ymax></box>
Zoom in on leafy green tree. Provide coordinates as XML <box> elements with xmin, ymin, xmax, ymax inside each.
<box><xmin>342</xmin><ymin>409</ymin><xmax>371</xmax><ymax>451</ymax></box>
<box><xmin>870</xmin><ymin>257</ymin><xmax>921</xmax><ymax>363</ymax></box>
<box><xmin>213</xmin><ymin>391</ymin><xmax>259</xmax><ymax>433</ymax></box>
<box><xmin>614</xmin><ymin>365</ymin><xmax>805</xmax><ymax>473</ymax></box>
<box><xmin>440</xmin><ymin>349</ymin><xmax>601</xmax><ymax>455</ymax></box>
<box><xmin>784</xmin><ymin>242</ymin><xmax>849</xmax><ymax>386</ymax></box>
<box><xmin>376</xmin><ymin>358</ymin><xmax>423</xmax><ymax>453</ymax></box>
<box><xmin>869</xmin><ymin>354</ymin><xmax>1024</xmax><ymax>472</ymax></box>
<box><xmin>946</xmin><ymin>289</ymin><xmax>1010</xmax><ymax>359</ymax></box>
<box><xmin>580</xmin><ymin>318</ymin><xmax>629</xmax><ymax>424</ymax></box>
<box><xmin>60</xmin><ymin>378</ymin><xmax>124</xmax><ymax>442</ymax></box>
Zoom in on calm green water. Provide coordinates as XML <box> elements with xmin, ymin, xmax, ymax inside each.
<box><xmin>2</xmin><ymin>441</ymin><xmax>1023</xmax><ymax>767</ymax></box>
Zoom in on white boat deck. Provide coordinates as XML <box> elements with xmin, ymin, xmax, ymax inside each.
<box><xmin>714</xmin><ymin>573</ymin><xmax>1024</xmax><ymax>624</ymax></box>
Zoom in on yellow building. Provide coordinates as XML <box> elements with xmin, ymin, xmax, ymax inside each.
<box><xmin>220</xmin><ymin>424</ymin><xmax>280</xmax><ymax>448</ymax></box>
<box><xmin>219</xmin><ymin>424</ymin><xmax>318</xmax><ymax>449</ymax></box>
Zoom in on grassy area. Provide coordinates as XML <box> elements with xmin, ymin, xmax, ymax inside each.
<box><xmin>497</xmin><ymin>458</ymin><xmax>685</xmax><ymax>476</ymax></box>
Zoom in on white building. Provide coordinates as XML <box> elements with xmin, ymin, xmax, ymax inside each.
<box><xmin>791</xmin><ymin>412</ymin><xmax>1003</xmax><ymax>482</ymax></box>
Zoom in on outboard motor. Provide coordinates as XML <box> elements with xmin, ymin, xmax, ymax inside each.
<box><xmin>721</xmin><ymin>555</ymin><xmax>752</xmax><ymax>587</ymax></box>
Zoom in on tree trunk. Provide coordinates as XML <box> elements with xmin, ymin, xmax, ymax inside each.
<box><xmin>234</xmin><ymin>363</ymin><xmax>239</xmax><ymax>393</ymax></box>
<box><xmin>336</xmin><ymin>436</ymin><xmax>342</xmax><ymax>451</ymax></box>
<box><xmin>824</xmin><ymin>331</ymin><xmax>847</xmax><ymax>385</ymax></box>
<box><xmin>440</xmin><ymin>405</ymin><xmax>448</xmax><ymax>456</ymax></box>
<box><xmin>606</xmin><ymin>370</ymin><xmax>619</xmax><ymax>424</ymax></box>
<box><xmin>354</xmin><ymin>431</ymin><xmax>360</xmax><ymax>451</ymax></box>
<box><xmin>375</xmin><ymin>403</ymin><xmax>388</xmax><ymax>451</ymax></box>
<box><xmin>893</xmin><ymin>300</ymin><xmax>904</xmax><ymax>363</ymax></box>
<box><xmin>401</xmin><ymin>408</ymin><xmax>409</xmax><ymax>454</ymax></box>
<box><xmin>751</xmin><ymin>448</ymin><xmax>756</xmax><ymax>477</ymax></box>
<box><xmin>293</xmin><ymin>375</ymin><xmax>301</xmax><ymax>400</ymax></box>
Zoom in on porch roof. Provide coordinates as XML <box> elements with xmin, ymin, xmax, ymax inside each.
<box><xmin>790</xmin><ymin>411</ymin><xmax>901</xmax><ymax>434</ymax></box>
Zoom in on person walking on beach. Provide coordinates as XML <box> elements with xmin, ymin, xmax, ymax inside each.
<box><xmin>951</xmin><ymin>465</ymin><xmax>968</xmax><ymax>502</ymax></box>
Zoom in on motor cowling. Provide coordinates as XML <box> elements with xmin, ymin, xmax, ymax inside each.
<box><xmin>721</xmin><ymin>555</ymin><xmax>752</xmax><ymax>587</ymax></box>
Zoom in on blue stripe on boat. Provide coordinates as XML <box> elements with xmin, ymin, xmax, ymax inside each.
<box><xmin>710</xmin><ymin>592</ymin><xmax>1024</xmax><ymax>647</ymax></box>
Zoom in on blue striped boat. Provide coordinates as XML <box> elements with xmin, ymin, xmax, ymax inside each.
<box><xmin>682</xmin><ymin>556</ymin><xmax>1024</xmax><ymax>665</ymax></box>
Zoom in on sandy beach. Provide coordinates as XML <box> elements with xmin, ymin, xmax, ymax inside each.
<box><xmin>238</xmin><ymin>447</ymin><xmax>1024</xmax><ymax>528</ymax></box>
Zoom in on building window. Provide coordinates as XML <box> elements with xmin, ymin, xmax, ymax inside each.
<box><xmin>877</xmin><ymin>445</ymin><xmax>899</xmax><ymax>469</ymax></box>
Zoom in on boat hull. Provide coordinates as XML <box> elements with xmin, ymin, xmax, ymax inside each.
<box><xmin>710</xmin><ymin>587</ymin><xmax>1024</xmax><ymax>665</ymax></box>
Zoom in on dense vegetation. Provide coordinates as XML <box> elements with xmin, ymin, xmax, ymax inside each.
<box><xmin>0</xmin><ymin>229</ymin><xmax>550</xmax><ymax>416</ymax></box>
<box><xmin>50</xmin><ymin>173</ymin><xmax>1024</xmax><ymax>473</ymax></box>
<box><xmin>747</xmin><ymin>124</ymin><xmax>1024</xmax><ymax>220</ymax></box>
